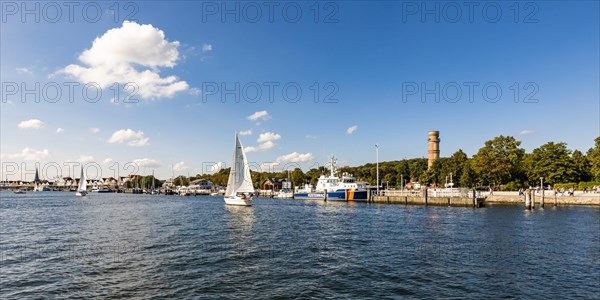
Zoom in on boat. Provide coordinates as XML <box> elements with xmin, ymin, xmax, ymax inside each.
<box><xmin>275</xmin><ymin>188</ymin><xmax>294</xmax><ymax>198</ymax></box>
<box><xmin>98</xmin><ymin>187</ymin><xmax>112</xmax><ymax>193</ymax></box>
<box><xmin>293</xmin><ymin>156</ymin><xmax>370</xmax><ymax>201</ymax></box>
<box><xmin>13</xmin><ymin>190</ymin><xmax>26</xmax><ymax>194</ymax></box>
<box><xmin>275</xmin><ymin>170</ymin><xmax>294</xmax><ymax>198</ymax></box>
<box><xmin>224</xmin><ymin>134</ymin><xmax>254</xmax><ymax>206</ymax></box>
<box><xmin>91</xmin><ymin>186</ymin><xmax>100</xmax><ymax>192</ymax></box>
<box><xmin>75</xmin><ymin>168</ymin><xmax>88</xmax><ymax>197</ymax></box>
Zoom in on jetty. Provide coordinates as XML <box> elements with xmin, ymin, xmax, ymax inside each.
<box><xmin>370</xmin><ymin>188</ymin><xmax>485</xmax><ymax>207</ymax></box>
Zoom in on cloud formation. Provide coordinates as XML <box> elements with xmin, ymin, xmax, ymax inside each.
<box><xmin>276</xmin><ymin>152</ymin><xmax>314</xmax><ymax>163</ymax></box>
<box><xmin>202</xmin><ymin>44</ymin><xmax>213</xmax><ymax>52</ymax></box>
<box><xmin>108</xmin><ymin>129</ymin><xmax>150</xmax><ymax>146</ymax></box>
<box><xmin>2</xmin><ymin>148</ymin><xmax>50</xmax><ymax>161</ymax></box>
<box><xmin>239</xmin><ymin>129</ymin><xmax>252</xmax><ymax>136</ymax></box>
<box><xmin>18</xmin><ymin>119</ymin><xmax>45</xmax><ymax>129</ymax></box>
<box><xmin>346</xmin><ymin>125</ymin><xmax>358</xmax><ymax>134</ymax></box>
<box><xmin>247</xmin><ymin>110</ymin><xmax>270</xmax><ymax>121</ymax></box>
<box><xmin>173</xmin><ymin>161</ymin><xmax>189</xmax><ymax>172</ymax></box>
<box><xmin>133</xmin><ymin>158</ymin><xmax>161</xmax><ymax>168</ymax></box>
<box><xmin>257</xmin><ymin>132</ymin><xmax>281</xmax><ymax>143</ymax></box>
<box><xmin>60</xmin><ymin>21</ymin><xmax>188</xmax><ymax>99</ymax></box>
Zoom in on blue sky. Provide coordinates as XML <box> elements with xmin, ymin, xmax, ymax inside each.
<box><xmin>1</xmin><ymin>1</ymin><xmax>598</xmax><ymax>180</ymax></box>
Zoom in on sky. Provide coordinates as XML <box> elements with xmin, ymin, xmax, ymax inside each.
<box><xmin>1</xmin><ymin>1</ymin><xmax>599</xmax><ymax>181</ymax></box>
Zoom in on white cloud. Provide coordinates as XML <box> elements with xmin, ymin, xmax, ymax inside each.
<box><xmin>202</xmin><ymin>43</ymin><xmax>213</xmax><ymax>52</ymax></box>
<box><xmin>239</xmin><ymin>129</ymin><xmax>252</xmax><ymax>136</ymax></box>
<box><xmin>102</xmin><ymin>158</ymin><xmax>113</xmax><ymax>164</ymax></box>
<box><xmin>244</xmin><ymin>131</ymin><xmax>281</xmax><ymax>153</ymax></box>
<box><xmin>519</xmin><ymin>130</ymin><xmax>534</xmax><ymax>135</ymax></box>
<box><xmin>173</xmin><ymin>161</ymin><xmax>189</xmax><ymax>172</ymax></box>
<box><xmin>16</xmin><ymin>67</ymin><xmax>32</xmax><ymax>74</ymax></box>
<box><xmin>4</xmin><ymin>148</ymin><xmax>50</xmax><ymax>161</ymax></box>
<box><xmin>107</xmin><ymin>129</ymin><xmax>150</xmax><ymax>146</ymax></box>
<box><xmin>276</xmin><ymin>152</ymin><xmax>314</xmax><ymax>163</ymax></box>
<box><xmin>90</xmin><ymin>127</ymin><xmax>101</xmax><ymax>134</ymax></box>
<box><xmin>60</xmin><ymin>21</ymin><xmax>188</xmax><ymax>99</ymax></box>
<box><xmin>257</xmin><ymin>132</ymin><xmax>281</xmax><ymax>143</ymax></box>
<box><xmin>132</xmin><ymin>158</ymin><xmax>161</xmax><ymax>168</ymax></box>
<box><xmin>245</xmin><ymin>141</ymin><xmax>274</xmax><ymax>153</ymax></box>
<box><xmin>18</xmin><ymin>119</ymin><xmax>45</xmax><ymax>129</ymax></box>
<box><xmin>56</xmin><ymin>128</ymin><xmax>64</xmax><ymax>133</ymax></box>
<box><xmin>77</xmin><ymin>155</ymin><xmax>94</xmax><ymax>163</ymax></box>
<box><xmin>247</xmin><ymin>110</ymin><xmax>270</xmax><ymax>121</ymax></box>
<box><xmin>346</xmin><ymin>125</ymin><xmax>358</xmax><ymax>134</ymax></box>
<box><xmin>305</xmin><ymin>135</ymin><xmax>317</xmax><ymax>139</ymax></box>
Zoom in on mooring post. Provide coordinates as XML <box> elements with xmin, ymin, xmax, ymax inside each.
<box><xmin>473</xmin><ymin>188</ymin><xmax>476</xmax><ymax>208</ymax></box>
<box><xmin>531</xmin><ymin>189</ymin><xmax>535</xmax><ymax>209</ymax></box>
<box><xmin>425</xmin><ymin>187</ymin><xmax>428</xmax><ymax>206</ymax></box>
<box><xmin>525</xmin><ymin>189</ymin><xmax>531</xmax><ymax>210</ymax></box>
<box><xmin>540</xmin><ymin>177</ymin><xmax>545</xmax><ymax>208</ymax></box>
<box><xmin>554</xmin><ymin>190</ymin><xmax>557</xmax><ymax>206</ymax></box>
<box><xmin>324</xmin><ymin>189</ymin><xmax>327</xmax><ymax>202</ymax></box>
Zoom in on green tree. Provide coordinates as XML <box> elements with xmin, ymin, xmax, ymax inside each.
<box><xmin>395</xmin><ymin>160</ymin><xmax>410</xmax><ymax>188</ymax></box>
<box><xmin>472</xmin><ymin>135</ymin><xmax>526</xmax><ymax>189</ymax></box>
<box><xmin>459</xmin><ymin>161</ymin><xmax>478</xmax><ymax>188</ymax></box>
<box><xmin>291</xmin><ymin>168</ymin><xmax>306</xmax><ymax>187</ymax></box>
<box><xmin>441</xmin><ymin>150</ymin><xmax>469</xmax><ymax>186</ymax></box>
<box><xmin>525</xmin><ymin>142</ymin><xmax>577</xmax><ymax>185</ymax></box>
<box><xmin>588</xmin><ymin>137</ymin><xmax>600</xmax><ymax>181</ymax></box>
<box><xmin>572</xmin><ymin>150</ymin><xmax>591</xmax><ymax>182</ymax></box>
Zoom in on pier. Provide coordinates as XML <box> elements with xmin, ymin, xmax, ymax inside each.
<box><xmin>370</xmin><ymin>188</ymin><xmax>485</xmax><ymax>207</ymax></box>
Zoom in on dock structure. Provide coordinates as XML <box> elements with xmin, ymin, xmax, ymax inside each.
<box><xmin>371</xmin><ymin>188</ymin><xmax>485</xmax><ymax>207</ymax></box>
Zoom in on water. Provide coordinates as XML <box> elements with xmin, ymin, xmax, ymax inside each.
<box><xmin>1</xmin><ymin>192</ymin><xmax>599</xmax><ymax>299</ymax></box>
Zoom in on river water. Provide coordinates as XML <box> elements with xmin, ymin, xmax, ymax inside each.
<box><xmin>1</xmin><ymin>192</ymin><xmax>598</xmax><ymax>298</ymax></box>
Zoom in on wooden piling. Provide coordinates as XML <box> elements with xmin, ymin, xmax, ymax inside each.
<box><xmin>541</xmin><ymin>188</ymin><xmax>545</xmax><ymax>208</ymax></box>
<box><xmin>525</xmin><ymin>189</ymin><xmax>531</xmax><ymax>210</ymax></box>
<box><xmin>424</xmin><ymin>188</ymin><xmax>428</xmax><ymax>206</ymax></box>
<box><xmin>554</xmin><ymin>191</ymin><xmax>557</xmax><ymax>206</ymax></box>
<box><xmin>324</xmin><ymin>189</ymin><xmax>327</xmax><ymax>202</ymax></box>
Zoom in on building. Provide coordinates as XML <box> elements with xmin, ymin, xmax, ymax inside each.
<box><xmin>261</xmin><ymin>177</ymin><xmax>289</xmax><ymax>192</ymax></box>
<box><xmin>428</xmin><ymin>131</ymin><xmax>440</xmax><ymax>169</ymax></box>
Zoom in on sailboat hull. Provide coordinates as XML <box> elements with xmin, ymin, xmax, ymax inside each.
<box><xmin>76</xmin><ymin>191</ymin><xmax>87</xmax><ymax>197</ymax></box>
<box><xmin>224</xmin><ymin>196</ymin><xmax>253</xmax><ymax>206</ymax></box>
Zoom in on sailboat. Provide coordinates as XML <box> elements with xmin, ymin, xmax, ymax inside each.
<box><xmin>224</xmin><ymin>134</ymin><xmax>255</xmax><ymax>206</ymax></box>
<box><xmin>33</xmin><ymin>168</ymin><xmax>43</xmax><ymax>192</ymax></box>
<box><xmin>75</xmin><ymin>167</ymin><xmax>88</xmax><ymax>197</ymax></box>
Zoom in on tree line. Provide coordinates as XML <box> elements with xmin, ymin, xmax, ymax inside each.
<box><xmin>187</xmin><ymin>136</ymin><xmax>600</xmax><ymax>191</ymax></box>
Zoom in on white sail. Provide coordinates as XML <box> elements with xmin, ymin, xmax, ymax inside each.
<box><xmin>225</xmin><ymin>134</ymin><xmax>254</xmax><ymax>197</ymax></box>
<box><xmin>78</xmin><ymin>168</ymin><xmax>87</xmax><ymax>192</ymax></box>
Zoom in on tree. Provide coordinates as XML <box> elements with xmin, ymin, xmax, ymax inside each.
<box><xmin>472</xmin><ymin>135</ymin><xmax>526</xmax><ymax>188</ymax></box>
<box><xmin>460</xmin><ymin>161</ymin><xmax>478</xmax><ymax>188</ymax></box>
<box><xmin>588</xmin><ymin>136</ymin><xmax>600</xmax><ymax>181</ymax></box>
<box><xmin>395</xmin><ymin>160</ymin><xmax>410</xmax><ymax>188</ymax></box>
<box><xmin>291</xmin><ymin>168</ymin><xmax>306</xmax><ymax>187</ymax></box>
<box><xmin>441</xmin><ymin>149</ymin><xmax>469</xmax><ymax>186</ymax></box>
<box><xmin>525</xmin><ymin>142</ymin><xmax>578</xmax><ymax>185</ymax></box>
<box><xmin>571</xmin><ymin>150</ymin><xmax>591</xmax><ymax>182</ymax></box>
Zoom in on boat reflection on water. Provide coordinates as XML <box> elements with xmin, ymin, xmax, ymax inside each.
<box><xmin>224</xmin><ymin>205</ymin><xmax>256</xmax><ymax>260</ymax></box>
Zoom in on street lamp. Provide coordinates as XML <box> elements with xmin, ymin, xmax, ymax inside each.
<box><xmin>375</xmin><ymin>144</ymin><xmax>379</xmax><ymax>196</ymax></box>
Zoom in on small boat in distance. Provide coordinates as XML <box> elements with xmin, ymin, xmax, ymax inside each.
<box><xmin>13</xmin><ymin>190</ymin><xmax>26</xmax><ymax>194</ymax></box>
<box><xmin>224</xmin><ymin>134</ymin><xmax>254</xmax><ymax>206</ymax></box>
<box><xmin>76</xmin><ymin>168</ymin><xmax>88</xmax><ymax>197</ymax></box>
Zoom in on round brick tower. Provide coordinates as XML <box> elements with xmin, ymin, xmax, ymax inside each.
<box><xmin>428</xmin><ymin>131</ymin><xmax>440</xmax><ymax>169</ymax></box>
